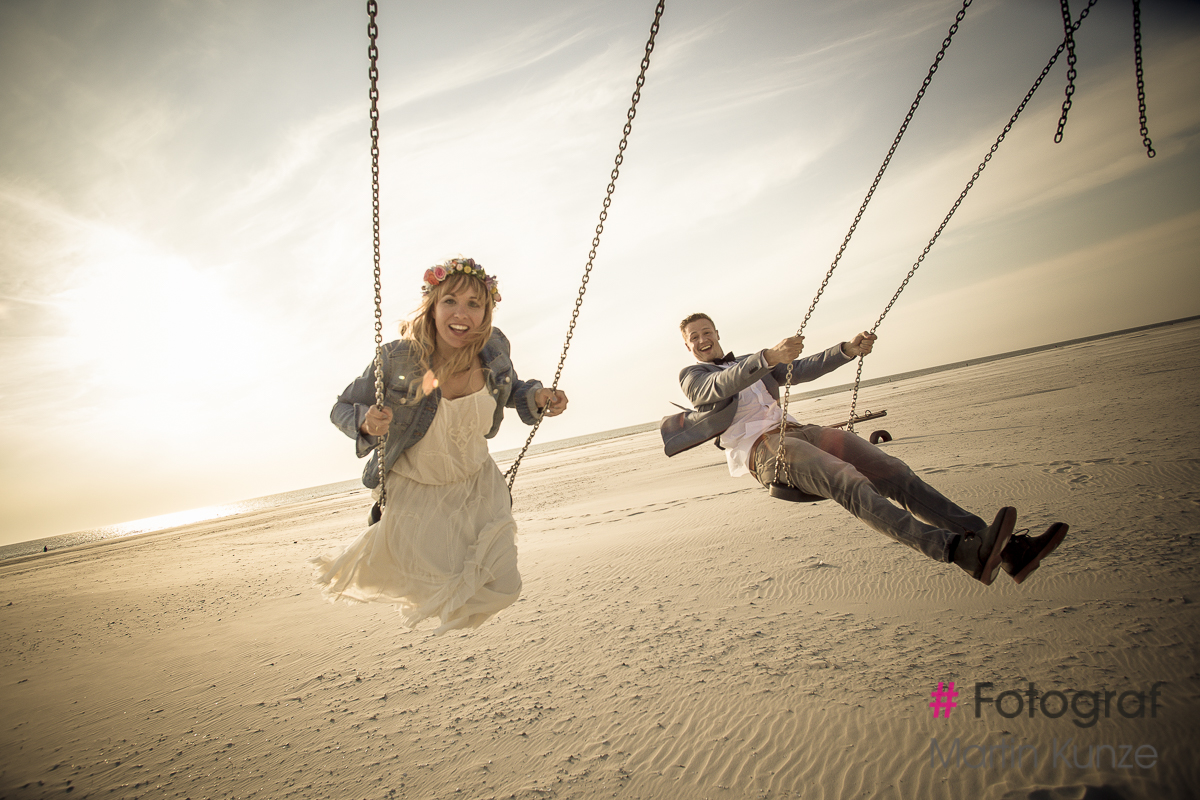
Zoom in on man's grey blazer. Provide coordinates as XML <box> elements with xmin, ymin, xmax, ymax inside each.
<box><xmin>660</xmin><ymin>343</ymin><xmax>853</xmax><ymax>456</ymax></box>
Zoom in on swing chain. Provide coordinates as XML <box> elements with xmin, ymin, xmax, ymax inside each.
<box><xmin>504</xmin><ymin>0</ymin><xmax>666</xmax><ymax>492</ymax></box>
<box><xmin>1132</xmin><ymin>0</ymin><xmax>1155</xmax><ymax>157</ymax></box>
<box><xmin>772</xmin><ymin>0</ymin><xmax>974</xmax><ymax>486</ymax></box>
<box><xmin>367</xmin><ymin>0</ymin><xmax>387</xmax><ymax>506</ymax></box>
<box><xmin>1054</xmin><ymin>0</ymin><xmax>1078</xmax><ymax>143</ymax></box>
<box><xmin>845</xmin><ymin>0</ymin><xmax>1098</xmax><ymax>432</ymax></box>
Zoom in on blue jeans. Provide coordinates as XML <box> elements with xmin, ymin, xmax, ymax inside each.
<box><xmin>750</xmin><ymin>425</ymin><xmax>986</xmax><ymax>562</ymax></box>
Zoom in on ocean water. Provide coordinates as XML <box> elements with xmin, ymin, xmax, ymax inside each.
<box><xmin>0</xmin><ymin>421</ymin><xmax>660</xmax><ymax>563</ymax></box>
<box><xmin>0</xmin><ymin>480</ymin><xmax>368</xmax><ymax>562</ymax></box>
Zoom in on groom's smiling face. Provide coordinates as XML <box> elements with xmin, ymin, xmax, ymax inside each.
<box><xmin>683</xmin><ymin>319</ymin><xmax>724</xmax><ymax>363</ymax></box>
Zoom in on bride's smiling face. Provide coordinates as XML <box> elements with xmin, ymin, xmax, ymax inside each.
<box><xmin>433</xmin><ymin>282</ymin><xmax>487</xmax><ymax>352</ymax></box>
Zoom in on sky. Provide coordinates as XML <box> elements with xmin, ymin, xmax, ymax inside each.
<box><xmin>1</xmin><ymin>0</ymin><xmax>1198</xmax><ymax>546</ymax></box>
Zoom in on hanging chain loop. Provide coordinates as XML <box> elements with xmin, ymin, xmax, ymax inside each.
<box><xmin>1054</xmin><ymin>0</ymin><xmax>1078</xmax><ymax>143</ymax></box>
<box><xmin>367</xmin><ymin>0</ymin><xmax>388</xmax><ymax>508</ymax></box>
<box><xmin>504</xmin><ymin>1</ymin><xmax>666</xmax><ymax>492</ymax></box>
<box><xmin>772</xmin><ymin>0</ymin><xmax>973</xmax><ymax>487</ymax></box>
<box><xmin>844</xmin><ymin>0</ymin><xmax>1098</xmax><ymax>432</ymax></box>
<box><xmin>1132</xmin><ymin>0</ymin><xmax>1155</xmax><ymax>157</ymax></box>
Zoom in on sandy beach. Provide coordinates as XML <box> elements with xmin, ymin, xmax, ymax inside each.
<box><xmin>2</xmin><ymin>319</ymin><xmax>1198</xmax><ymax>800</ymax></box>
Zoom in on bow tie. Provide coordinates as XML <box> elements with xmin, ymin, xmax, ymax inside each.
<box><xmin>713</xmin><ymin>352</ymin><xmax>738</xmax><ymax>365</ymax></box>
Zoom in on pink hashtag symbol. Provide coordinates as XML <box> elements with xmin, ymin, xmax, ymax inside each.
<box><xmin>929</xmin><ymin>681</ymin><xmax>958</xmax><ymax>718</ymax></box>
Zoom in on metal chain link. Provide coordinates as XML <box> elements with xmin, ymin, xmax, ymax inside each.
<box><xmin>504</xmin><ymin>1</ymin><xmax>666</xmax><ymax>492</ymax></box>
<box><xmin>367</xmin><ymin>0</ymin><xmax>388</xmax><ymax>508</ymax></box>
<box><xmin>1054</xmin><ymin>0</ymin><xmax>1077</xmax><ymax>143</ymax></box>
<box><xmin>844</xmin><ymin>0</ymin><xmax>1098</xmax><ymax>432</ymax></box>
<box><xmin>1132</xmin><ymin>0</ymin><xmax>1156</xmax><ymax>157</ymax></box>
<box><xmin>772</xmin><ymin>0</ymin><xmax>974</xmax><ymax>487</ymax></box>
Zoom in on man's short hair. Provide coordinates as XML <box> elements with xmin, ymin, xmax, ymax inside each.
<box><xmin>679</xmin><ymin>312</ymin><xmax>714</xmax><ymax>333</ymax></box>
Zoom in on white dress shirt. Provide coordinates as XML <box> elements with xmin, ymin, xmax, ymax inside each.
<box><xmin>716</xmin><ymin>361</ymin><xmax>799</xmax><ymax>477</ymax></box>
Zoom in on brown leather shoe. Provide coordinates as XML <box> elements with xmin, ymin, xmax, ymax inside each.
<box><xmin>954</xmin><ymin>507</ymin><xmax>1017</xmax><ymax>585</ymax></box>
<box><xmin>1001</xmin><ymin>522</ymin><xmax>1069</xmax><ymax>584</ymax></box>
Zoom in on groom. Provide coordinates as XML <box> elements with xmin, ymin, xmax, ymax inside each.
<box><xmin>660</xmin><ymin>312</ymin><xmax>1067</xmax><ymax>585</ymax></box>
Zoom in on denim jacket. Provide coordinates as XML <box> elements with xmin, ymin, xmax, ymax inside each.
<box><xmin>660</xmin><ymin>343</ymin><xmax>853</xmax><ymax>456</ymax></box>
<box><xmin>332</xmin><ymin>327</ymin><xmax>543</xmax><ymax>488</ymax></box>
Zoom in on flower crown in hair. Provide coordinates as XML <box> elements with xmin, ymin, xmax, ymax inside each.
<box><xmin>421</xmin><ymin>257</ymin><xmax>501</xmax><ymax>304</ymax></box>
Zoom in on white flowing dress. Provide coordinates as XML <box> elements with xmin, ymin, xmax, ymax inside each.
<box><xmin>313</xmin><ymin>388</ymin><xmax>521</xmax><ymax>634</ymax></box>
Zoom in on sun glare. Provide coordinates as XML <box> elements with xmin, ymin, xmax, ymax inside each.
<box><xmin>57</xmin><ymin>227</ymin><xmax>263</xmax><ymax>401</ymax></box>
<box><xmin>103</xmin><ymin>503</ymin><xmax>242</xmax><ymax>538</ymax></box>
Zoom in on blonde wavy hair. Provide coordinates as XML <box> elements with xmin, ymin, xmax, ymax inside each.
<box><xmin>400</xmin><ymin>271</ymin><xmax>495</xmax><ymax>397</ymax></box>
